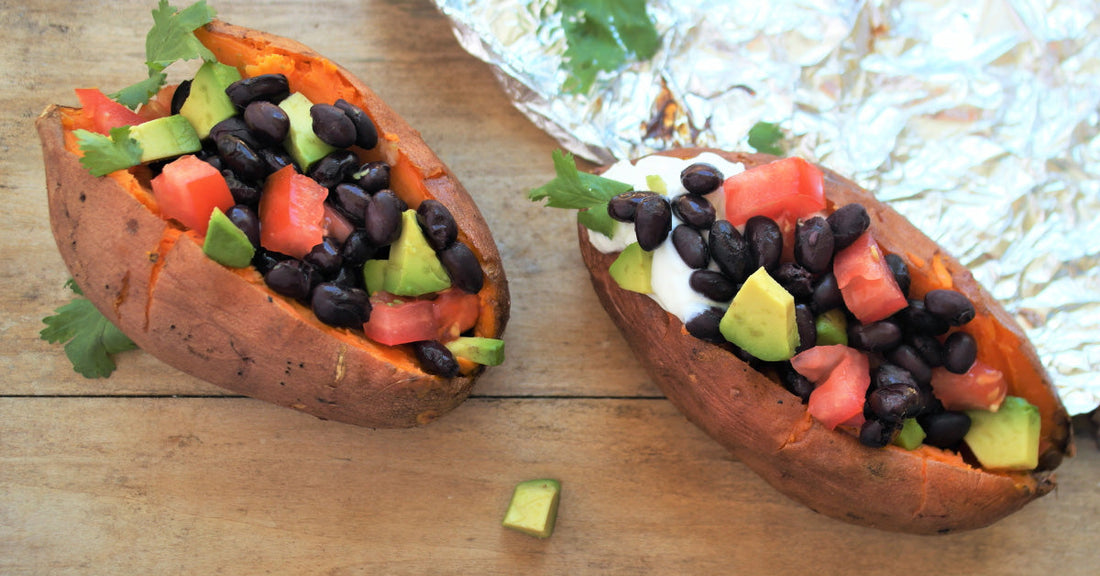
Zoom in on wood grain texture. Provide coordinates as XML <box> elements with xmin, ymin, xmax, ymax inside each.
<box><xmin>1</xmin><ymin>0</ymin><xmax>1097</xmax><ymax>573</ymax></box>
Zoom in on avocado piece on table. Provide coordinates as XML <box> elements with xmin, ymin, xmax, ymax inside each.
<box><xmin>502</xmin><ymin>478</ymin><xmax>561</xmax><ymax>539</ymax></box>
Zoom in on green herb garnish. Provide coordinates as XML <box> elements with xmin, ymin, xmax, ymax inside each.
<box><xmin>556</xmin><ymin>0</ymin><xmax>660</xmax><ymax>94</ymax></box>
<box><xmin>41</xmin><ymin>280</ymin><xmax>138</xmax><ymax>379</ymax></box>
<box><xmin>73</xmin><ymin>126</ymin><xmax>144</xmax><ymax>176</ymax></box>
<box><xmin>110</xmin><ymin>0</ymin><xmax>218</xmax><ymax>108</ymax></box>
<box><xmin>528</xmin><ymin>149</ymin><xmax>633</xmax><ymax>237</ymax></box>
<box><xmin>748</xmin><ymin>121</ymin><xmax>785</xmax><ymax>156</ymax></box>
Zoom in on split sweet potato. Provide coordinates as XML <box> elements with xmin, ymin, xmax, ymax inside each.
<box><xmin>37</xmin><ymin>20</ymin><xmax>509</xmax><ymax>428</ymax></box>
<box><xmin>578</xmin><ymin>148</ymin><xmax>1073</xmax><ymax>533</ymax></box>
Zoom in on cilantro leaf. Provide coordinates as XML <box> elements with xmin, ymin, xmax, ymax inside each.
<box><xmin>557</xmin><ymin>0</ymin><xmax>660</xmax><ymax>94</ymax></box>
<box><xmin>41</xmin><ymin>280</ymin><xmax>138</xmax><ymax>379</ymax></box>
<box><xmin>528</xmin><ymin>150</ymin><xmax>632</xmax><ymax>237</ymax></box>
<box><xmin>74</xmin><ymin>126</ymin><xmax>144</xmax><ymax>177</ymax></box>
<box><xmin>748</xmin><ymin>121</ymin><xmax>786</xmax><ymax>156</ymax></box>
<box><xmin>114</xmin><ymin>0</ymin><xmax>217</xmax><ymax>108</ymax></box>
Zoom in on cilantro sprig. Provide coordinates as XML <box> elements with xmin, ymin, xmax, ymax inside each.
<box><xmin>110</xmin><ymin>0</ymin><xmax>218</xmax><ymax>108</ymax></box>
<box><xmin>528</xmin><ymin>150</ymin><xmax>633</xmax><ymax>237</ymax></box>
<box><xmin>556</xmin><ymin>0</ymin><xmax>660</xmax><ymax>94</ymax></box>
<box><xmin>74</xmin><ymin>126</ymin><xmax>144</xmax><ymax>176</ymax></box>
<box><xmin>41</xmin><ymin>280</ymin><xmax>138</xmax><ymax>379</ymax></box>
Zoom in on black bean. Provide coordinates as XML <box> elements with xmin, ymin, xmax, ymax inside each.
<box><xmin>859</xmin><ymin>418</ymin><xmax>900</xmax><ymax>448</ymax></box>
<box><xmin>794</xmin><ymin>216</ymin><xmax>834</xmax><ymax>274</ymax></box>
<box><xmin>607</xmin><ymin>191</ymin><xmax>656</xmax><ymax>222</ymax></box>
<box><xmin>308</xmin><ymin>149</ymin><xmax>359</xmax><ymax>190</ymax></box>
<box><xmin>885</xmin><ymin>253</ymin><xmax>910</xmax><ymax>297</ymax></box>
<box><xmin>222</xmin><ymin>170</ymin><xmax>261</xmax><ymax>205</ymax></box>
<box><xmin>310</xmin><ymin>103</ymin><xmax>358</xmax><ymax>148</ymax></box>
<box><xmin>924</xmin><ymin>289</ymin><xmax>975</xmax><ymax>326</ymax></box>
<box><xmin>671</xmin><ymin>225</ymin><xmax>709</xmax><ymax>269</ymax></box>
<box><xmin>353</xmin><ymin>161</ymin><xmax>391</xmax><ymax>193</ymax></box>
<box><xmin>827</xmin><ymin>203</ymin><xmax>870</xmax><ymax>249</ymax></box>
<box><xmin>417</xmin><ymin>199</ymin><xmax>458</xmax><ymax>251</ymax></box>
<box><xmin>170</xmin><ymin>79</ymin><xmax>191</xmax><ymax>115</ymax></box>
<box><xmin>258</xmin><ymin>148</ymin><xmax>296</xmax><ymax>175</ymax></box>
<box><xmin>364</xmin><ymin>190</ymin><xmax>405</xmax><ymax>246</ymax></box>
<box><xmin>333</xmin><ymin>99</ymin><xmax>379</xmax><ymax>150</ymax></box>
<box><xmin>943</xmin><ymin>331</ymin><xmax>977</xmax><ymax>374</ymax></box>
<box><xmin>438</xmin><ymin>242</ymin><xmax>483</xmax><ymax>294</ymax></box>
<box><xmin>264</xmin><ymin>259</ymin><xmax>315</xmax><ymax>301</ymax></box>
<box><xmin>330</xmin><ymin>184</ymin><xmax>369</xmax><ymax>226</ymax></box>
<box><xmin>680</xmin><ymin>162</ymin><xmax>724</xmax><ymax>195</ymax></box>
<box><xmin>634</xmin><ymin>194</ymin><xmax>672</xmax><ymax>251</ymax></box>
<box><xmin>886</xmin><ymin>344</ymin><xmax>932</xmax><ymax>386</ymax></box>
<box><xmin>209</xmin><ymin>116</ymin><xmax>261</xmax><ymax>150</ymax></box>
<box><xmin>918</xmin><ymin>411</ymin><xmax>971</xmax><ymax>450</ymax></box>
<box><xmin>896</xmin><ymin>299</ymin><xmax>949</xmax><ymax>335</ymax></box>
<box><xmin>708</xmin><ymin>220</ymin><xmax>751</xmax><ymax>284</ymax></box>
<box><xmin>907</xmin><ymin>333</ymin><xmax>944</xmax><ymax>367</ymax></box>
<box><xmin>252</xmin><ymin>249</ymin><xmax>287</xmax><ymax>276</ymax></box>
<box><xmin>773</xmin><ymin>262</ymin><xmax>814</xmax><ymax>301</ymax></box>
<box><xmin>200</xmin><ymin>150</ymin><xmax>225</xmax><ymax>172</ymax></box>
<box><xmin>242</xmin><ymin>100</ymin><xmax>290</xmax><ymax>145</ymax></box>
<box><xmin>869</xmin><ymin>384</ymin><xmax>922</xmax><ymax>422</ymax></box>
<box><xmin>873</xmin><ymin>363</ymin><xmax>918</xmax><ymax>391</ymax></box>
<box><xmin>340</xmin><ymin>230</ymin><xmax>377</xmax><ymax>266</ymax></box>
<box><xmin>225</xmin><ymin>205</ymin><xmax>260</xmax><ymax>249</ymax></box>
<box><xmin>414</xmin><ymin>340</ymin><xmax>460</xmax><ymax>377</ymax></box>
<box><xmin>310</xmin><ymin>283</ymin><xmax>370</xmax><ymax>329</ymax></box>
<box><xmin>777</xmin><ymin>362</ymin><xmax>814</xmax><ymax>403</ymax></box>
<box><xmin>745</xmin><ymin>215</ymin><xmax>783</xmax><ymax>272</ymax></box>
<box><xmin>332</xmin><ymin>266</ymin><xmax>364</xmax><ymax>290</ymax></box>
<box><xmin>848</xmin><ymin>320</ymin><xmax>902</xmax><ymax>352</ymax></box>
<box><xmin>689</xmin><ymin>270</ymin><xmax>737</xmax><ymax>302</ymax></box>
<box><xmin>225</xmin><ymin>73</ymin><xmax>290</xmax><ymax>109</ymax></box>
<box><xmin>304</xmin><ymin>238</ymin><xmax>344</xmax><ymax>276</ymax></box>
<box><xmin>812</xmin><ymin>272</ymin><xmax>844</xmax><ymax>312</ymax></box>
<box><xmin>671</xmin><ymin>193</ymin><xmax>716</xmax><ymax>229</ymax></box>
<box><xmin>216</xmin><ymin>135</ymin><xmax>267</xmax><ymax>181</ymax></box>
<box><xmin>795</xmin><ymin>304</ymin><xmax>816</xmax><ymax>353</ymax></box>
<box><xmin>685</xmin><ymin>306</ymin><xmax>726</xmax><ymax>344</ymax></box>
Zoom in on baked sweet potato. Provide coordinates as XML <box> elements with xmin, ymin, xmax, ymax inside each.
<box><xmin>37</xmin><ymin>19</ymin><xmax>508</xmax><ymax>428</ymax></box>
<box><xmin>573</xmin><ymin>148</ymin><xmax>1072</xmax><ymax>533</ymax></box>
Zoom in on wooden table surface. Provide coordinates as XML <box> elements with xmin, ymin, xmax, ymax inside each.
<box><xmin>2</xmin><ymin>1</ymin><xmax>1097</xmax><ymax>574</ymax></box>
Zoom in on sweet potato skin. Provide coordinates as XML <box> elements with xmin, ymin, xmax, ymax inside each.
<box><xmin>579</xmin><ymin>148</ymin><xmax>1072</xmax><ymax>533</ymax></box>
<box><xmin>37</xmin><ymin>20</ymin><xmax>509</xmax><ymax>428</ymax></box>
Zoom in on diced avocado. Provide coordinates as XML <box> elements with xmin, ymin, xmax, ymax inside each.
<box><xmin>179</xmin><ymin>61</ymin><xmax>242</xmax><ymax>139</ymax></box>
<box><xmin>202</xmin><ymin>207</ymin><xmax>255</xmax><ymax>268</ymax></box>
<box><xmin>445</xmin><ymin>337</ymin><xmax>505</xmax><ymax>366</ymax></box>
<box><xmin>128</xmin><ymin>115</ymin><xmax>201</xmax><ymax>163</ymax></box>
<box><xmin>608</xmin><ymin>242</ymin><xmax>653</xmax><ymax>293</ymax></box>
<box><xmin>964</xmin><ymin>396</ymin><xmax>1041</xmax><ymax>470</ymax></box>
<box><xmin>893</xmin><ymin>418</ymin><xmax>926</xmax><ymax>450</ymax></box>
<box><xmin>383</xmin><ymin>210</ymin><xmax>452</xmax><ymax>297</ymax></box>
<box><xmin>362</xmin><ymin>259</ymin><xmax>388</xmax><ymax>294</ymax></box>
<box><xmin>279</xmin><ymin>91</ymin><xmax>336</xmax><ymax>170</ymax></box>
<box><xmin>814</xmin><ymin>308</ymin><xmax>849</xmax><ymax>346</ymax></box>
<box><xmin>719</xmin><ymin>267</ymin><xmax>799</xmax><ymax>361</ymax></box>
<box><xmin>646</xmin><ymin>174</ymin><xmax>668</xmax><ymax>194</ymax></box>
<box><xmin>502</xmin><ymin>478</ymin><xmax>561</xmax><ymax>539</ymax></box>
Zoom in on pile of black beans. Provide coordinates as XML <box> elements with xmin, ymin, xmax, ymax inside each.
<box><xmin>166</xmin><ymin>73</ymin><xmax>483</xmax><ymax>377</ymax></box>
<box><xmin>607</xmin><ymin>161</ymin><xmax>982</xmax><ymax>451</ymax></box>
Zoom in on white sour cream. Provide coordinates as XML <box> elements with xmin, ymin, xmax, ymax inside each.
<box><xmin>586</xmin><ymin>153</ymin><xmax>746</xmax><ymax>324</ymax></box>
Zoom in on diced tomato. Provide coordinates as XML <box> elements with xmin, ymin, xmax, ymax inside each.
<box><xmin>723</xmin><ymin>157</ymin><xmax>825</xmax><ymax>227</ymax></box>
<box><xmin>930</xmin><ymin>358</ymin><xmax>1008</xmax><ymax>412</ymax></box>
<box><xmin>433</xmin><ymin>288</ymin><xmax>479</xmax><ymax>341</ymax></box>
<box><xmin>150</xmin><ymin>155</ymin><xmax>235</xmax><ymax>236</ymax></box>
<box><xmin>259</xmin><ymin>165</ymin><xmax>328</xmax><ymax>259</ymax></box>
<box><xmin>833</xmin><ymin>231</ymin><xmax>908</xmax><ymax>324</ymax></box>
<box><xmin>322</xmin><ymin>204</ymin><xmax>355</xmax><ymax>244</ymax></box>
<box><xmin>137</xmin><ymin>83</ymin><xmax>179</xmax><ymax>122</ymax></box>
<box><xmin>791</xmin><ymin>345</ymin><xmax>870</xmax><ymax>430</ymax></box>
<box><xmin>75</xmin><ymin>88</ymin><xmax>145</xmax><ymax>134</ymax></box>
<box><xmin>362</xmin><ymin>292</ymin><xmax>438</xmax><ymax>346</ymax></box>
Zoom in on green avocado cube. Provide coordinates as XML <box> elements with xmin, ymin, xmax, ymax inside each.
<box><xmin>719</xmin><ymin>267</ymin><xmax>799</xmax><ymax>361</ymax></box>
<box><xmin>608</xmin><ymin>242</ymin><xmax>653</xmax><ymax>294</ymax></box>
<box><xmin>502</xmin><ymin>479</ymin><xmax>561</xmax><ymax>539</ymax></box>
<box><xmin>383</xmin><ymin>210</ymin><xmax>452</xmax><ymax>297</ymax></box>
<box><xmin>893</xmin><ymin>418</ymin><xmax>926</xmax><ymax>450</ymax></box>
<box><xmin>128</xmin><ymin>115</ymin><xmax>201</xmax><ymax>163</ymax></box>
<box><xmin>202</xmin><ymin>207</ymin><xmax>255</xmax><ymax>268</ymax></box>
<box><xmin>965</xmin><ymin>396</ymin><xmax>1041</xmax><ymax>471</ymax></box>
<box><xmin>445</xmin><ymin>337</ymin><xmax>505</xmax><ymax>366</ymax></box>
<box><xmin>179</xmin><ymin>61</ymin><xmax>242</xmax><ymax>139</ymax></box>
<box><xmin>279</xmin><ymin>91</ymin><xmax>336</xmax><ymax>170</ymax></box>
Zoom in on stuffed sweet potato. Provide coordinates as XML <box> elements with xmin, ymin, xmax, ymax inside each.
<box><xmin>37</xmin><ymin>15</ymin><xmax>508</xmax><ymax>428</ymax></box>
<box><xmin>534</xmin><ymin>147</ymin><xmax>1072</xmax><ymax>533</ymax></box>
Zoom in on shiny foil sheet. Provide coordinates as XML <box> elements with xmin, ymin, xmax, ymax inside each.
<box><xmin>435</xmin><ymin>0</ymin><xmax>1100</xmax><ymax>415</ymax></box>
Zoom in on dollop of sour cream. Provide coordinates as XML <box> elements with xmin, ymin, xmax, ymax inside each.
<box><xmin>587</xmin><ymin>153</ymin><xmax>746</xmax><ymax>324</ymax></box>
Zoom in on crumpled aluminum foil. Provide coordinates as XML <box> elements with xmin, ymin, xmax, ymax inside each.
<box><xmin>435</xmin><ymin>0</ymin><xmax>1100</xmax><ymax>415</ymax></box>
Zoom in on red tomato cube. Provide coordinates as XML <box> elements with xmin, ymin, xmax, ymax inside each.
<box><xmin>259</xmin><ymin>165</ymin><xmax>328</xmax><ymax>259</ymax></box>
<box><xmin>75</xmin><ymin>88</ymin><xmax>145</xmax><ymax>134</ymax></box>
<box><xmin>833</xmin><ymin>231</ymin><xmax>908</xmax><ymax>324</ymax></box>
<box><xmin>792</xmin><ymin>345</ymin><xmax>871</xmax><ymax>430</ymax></box>
<box><xmin>150</xmin><ymin>155</ymin><xmax>235</xmax><ymax>237</ymax></box>
<box><xmin>723</xmin><ymin>156</ymin><xmax>825</xmax><ymax>227</ymax></box>
<box><xmin>930</xmin><ymin>358</ymin><xmax>1008</xmax><ymax>412</ymax></box>
<box><xmin>363</xmin><ymin>293</ymin><xmax>439</xmax><ymax>346</ymax></box>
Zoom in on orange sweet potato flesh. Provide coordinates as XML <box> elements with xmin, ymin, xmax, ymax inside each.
<box><xmin>37</xmin><ymin>20</ymin><xmax>509</xmax><ymax>428</ymax></box>
<box><xmin>579</xmin><ymin>148</ymin><xmax>1073</xmax><ymax>533</ymax></box>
